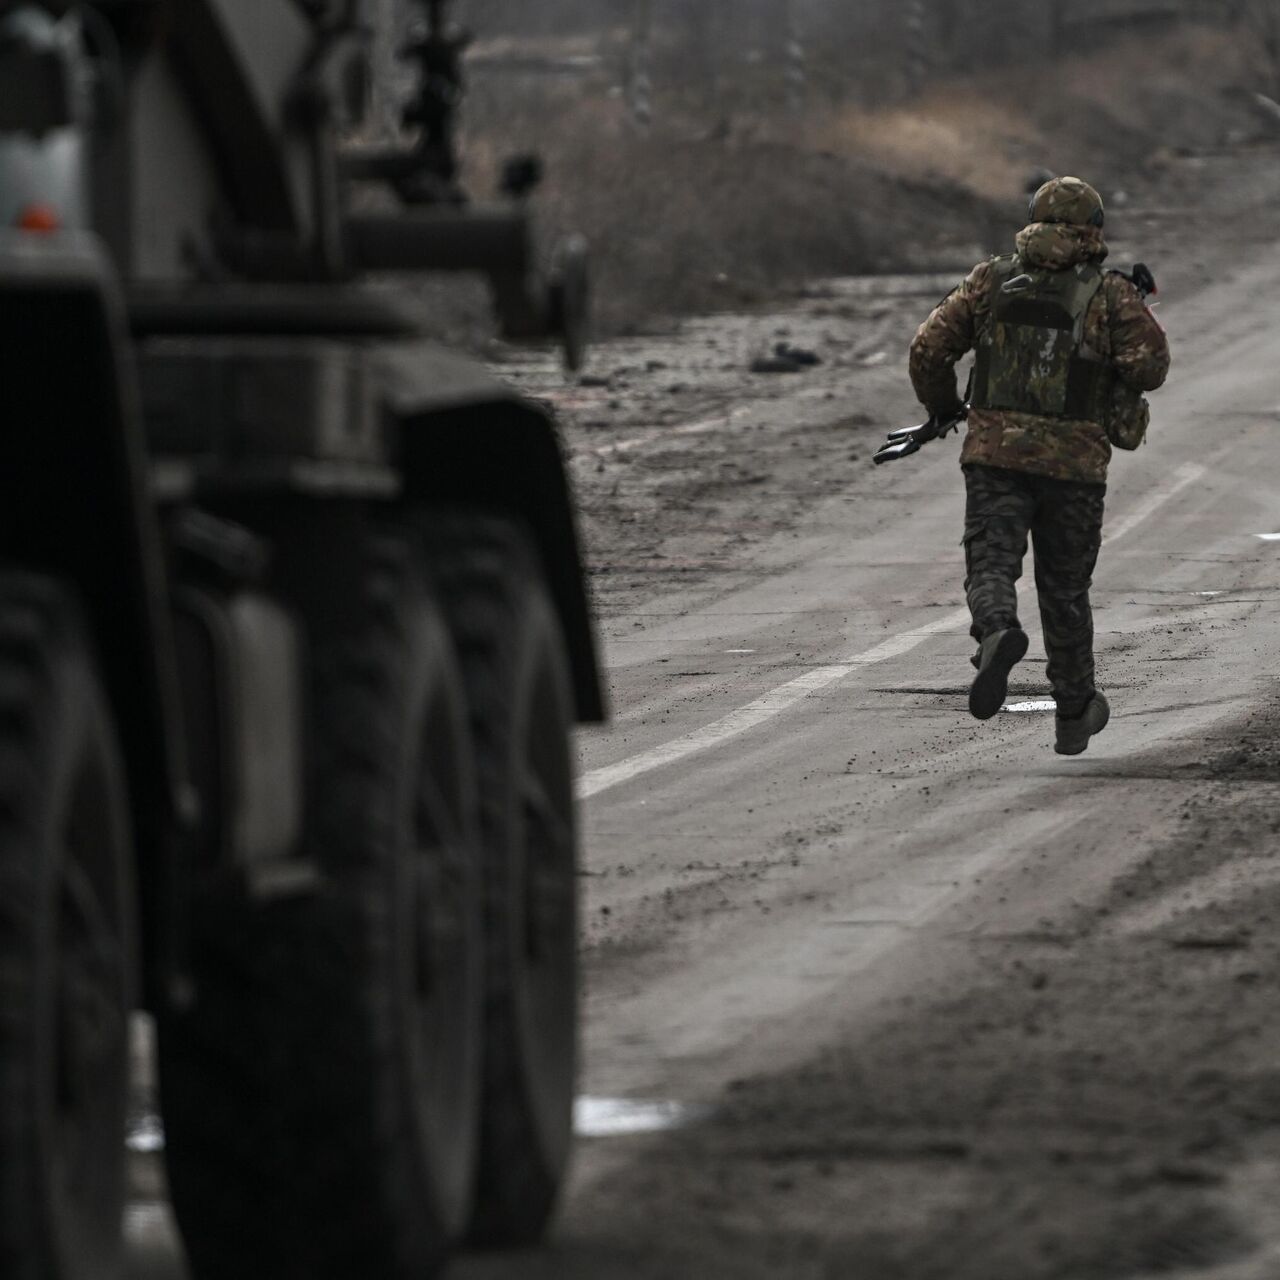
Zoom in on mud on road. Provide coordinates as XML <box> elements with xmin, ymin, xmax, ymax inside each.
<box><xmin>451</xmin><ymin>144</ymin><xmax>1280</xmax><ymax>1280</ymax></box>
<box><xmin>540</xmin><ymin>707</ymin><xmax>1280</xmax><ymax>1280</ymax></box>
<box><xmin>474</xmin><ymin>711</ymin><xmax>1280</xmax><ymax>1280</ymax></box>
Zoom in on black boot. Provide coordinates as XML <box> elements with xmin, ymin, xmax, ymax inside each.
<box><xmin>968</xmin><ymin>627</ymin><xmax>1029</xmax><ymax>720</ymax></box>
<box><xmin>1054</xmin><ymin>692</ymin><xmax>1110</xmax><ymax>756</ymax></box>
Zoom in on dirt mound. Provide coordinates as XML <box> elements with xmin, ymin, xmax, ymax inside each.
<box><xmin>536</xmin><ymin>135</ymin><xmax>1003</xmax><ymax>333</ymax></box>
<box><xmin>459</xmin><ymin>26</ymin><xmax>1261</xmax><ymax>335</ymax></box>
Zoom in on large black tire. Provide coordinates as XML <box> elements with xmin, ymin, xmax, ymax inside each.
<box><xmin>159</xmin><ymin>527</ymin><xmax>483</xmax><ymax>1280</ymax></box>
<box><xmin>0</xmin><ymin>574</ymin><xmax>135</xmax><ymax>1280</ymax></box>
<box><xmin>421</xmin><ymin>515</ymin><xmax>579</xmax><ymax>1248</ymax></box>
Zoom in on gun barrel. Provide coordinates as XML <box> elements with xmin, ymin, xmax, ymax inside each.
<box><xmin>345</xmin><ymin>208</ymin><xmax>532</xmax><ymax>276</ymax></box>
<box><xmin>873</xmin><ymin>410</ymin><xmax>966</xmax><ymax>466</ymax></box>
<box><xmin>873</xmin><ymin>437</ymin><xmax>922</xmax><ymax>465</ymax></box>
<box><xmin>346</xmin><ymin>208</ymin><xmax>545</xmax><ymax>341</ymax></box>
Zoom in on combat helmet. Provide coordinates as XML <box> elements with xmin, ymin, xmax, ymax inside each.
<box><xmin>1028</xmin><ymin>176</ymin><xmax>1104</xmax><ymax>228</ymax></box>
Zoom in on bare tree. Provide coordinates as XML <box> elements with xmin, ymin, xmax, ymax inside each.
<box><xmin>1241</xmin><ymin>0</ymin><xmax>1280</xmax><ymax>98</ymax></box>
<box><xmin>905</xmin><ymin>0</ymin><xmax>928</xmax><ymax>93</ymax></box>
<box><xmin>784</xmin><ymin>0</ymin><xmax>806</xmax><ymax>114</ymax></box>
<box><xmin>628</xmin><ymin>0</ymin><xmax>653</xmax><ymax>129</ymax></box>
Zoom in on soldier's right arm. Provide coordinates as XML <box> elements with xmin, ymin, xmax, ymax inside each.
<box><xmin>908</xmin><ymin>261</ymin><xmax>992</xmax><ymax>416</ymax></box>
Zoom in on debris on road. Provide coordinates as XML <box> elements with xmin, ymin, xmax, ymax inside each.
<box><xmin>750</xmin><ymin>343</ymin><xmax>823</xmax><ymax>375</ymax></box>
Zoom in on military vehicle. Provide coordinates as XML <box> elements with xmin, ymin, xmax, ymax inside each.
<box><xmin>0</xmin><ymin>2</ymin><xmax>601</xmax><ymax>1276</ymax></box>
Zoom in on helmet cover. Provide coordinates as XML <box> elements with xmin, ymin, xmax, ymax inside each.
<box><xmin>1028</xmin><ymin>176</ymin><xmax>1104</xmax><ymax>229</ymax></box>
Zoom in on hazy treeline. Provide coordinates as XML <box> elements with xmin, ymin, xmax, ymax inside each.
<box><xmin>375</xmin><ymin>0</ymin><xmax>1276</xmax><ymax>134</ymax></box>
<box><xmin>452</xmin><ymin>1</ymin><xmax>1232</xmax><ymax>50</ymax></box>
<box><xmin>447</xmin><ymin>0</ymin><xmax>1243</xmax><ymax>107</ymax></box>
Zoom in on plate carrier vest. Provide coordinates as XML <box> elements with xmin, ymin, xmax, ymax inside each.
<box><xmin>969</xmin><ymin>256</ymin><xmax>1114</xmax><ymax>421</ymax></box>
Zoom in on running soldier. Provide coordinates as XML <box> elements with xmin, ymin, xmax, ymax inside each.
<box><xmin>909</xmin><ymin>176</ymin><xmax>1170</xmax><ymax>754</ymax></box>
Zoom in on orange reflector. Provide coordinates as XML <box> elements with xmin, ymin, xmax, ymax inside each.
<box><xmin>16</xmin><ymin>204</ymin><xmax>61</xmax><ymax>233</ymax></box>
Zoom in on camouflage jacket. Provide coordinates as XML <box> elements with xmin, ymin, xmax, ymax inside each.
<box><xmin>908</xmin><ymin>222</ymin><xmax>1171</xmax><ymax>484</ymax></box>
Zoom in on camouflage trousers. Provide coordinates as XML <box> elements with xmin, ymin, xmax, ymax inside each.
<box><xmin>962</xmin><ymin>463</ymin><xmax>1106</xmax><ymax>718</ymax></box>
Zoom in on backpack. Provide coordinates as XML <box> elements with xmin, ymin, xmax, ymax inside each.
<box><xmin>970</xmin><ymin>255</ymin><xmax>1116</xmax><ymax>425</ymax></box>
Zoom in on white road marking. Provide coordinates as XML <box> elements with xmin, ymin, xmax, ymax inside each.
<box><xmin>580</xmin><ymin>663</ymin><xmax>862</xmax><ymax>799</ymax></box>
<box><xmin>1100</xmin><ymin>462</ymin><xmax>1205</xmax><ymax>546</ymax></box>
<box><xmin>595</xmin><ymin>407</ymin><xmax>748</xmax><ymax>456</ymax></box>
<box><xmin>579</xmin><ymin>462</ymin><xmax>1209</xmax><ymax>800</ymax></box>
<box><xmin>1257</xmin><ymin>533</ymin><xmax>1280</xmax><ymax>542</ymax></box>
<box><xmin>574</xmin><ymin>1097</ymin><xmax>708</xmax><ymax>1138</ymax></box>
<box><xmin>1003</xmin><ymin>700</ymin><xmax>1057</xmax><ymax>713</ymax></box>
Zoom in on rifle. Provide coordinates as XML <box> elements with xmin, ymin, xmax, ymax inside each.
<box><xmin>1119</xmin><ymin>262</ymin><xmax>1157</xmax><ymax>299</ymax></box>
<box><xmin>873</xmin><ymin>407</ymin><xmax>967</xmax><ymax>465</ymax></box>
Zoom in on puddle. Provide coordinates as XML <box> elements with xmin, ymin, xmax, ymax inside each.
<box><xmin>123</xmin><ymin>1198</ymin><xmax>186</xmax><ymax>1265</ymax></box>
<box><xmin>127</xmin><ymin>1111</ymin><xmax>165</xmax><ymax>1154</ymax></box>
<box><xmin>574</xmin><ymin>1096</ymin><xmax>710</xmax><ymax>1138</ymax></box>
<box><xmin>1002</xmin><ymin>700</ymin><xmax>1057</xmax><ymax>714</ymax></box>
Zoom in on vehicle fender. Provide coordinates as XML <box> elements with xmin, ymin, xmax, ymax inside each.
<box><xmin>0</xmin><ymin>229</ymin><xmax>190</xmax><ymax>995</ymax></box>
<box><xmin>381</xmin><ymin>344</ymin><xmax>606</xmax><ymax>723</ymax></box>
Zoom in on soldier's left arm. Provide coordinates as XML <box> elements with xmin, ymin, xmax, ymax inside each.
<box><xmin>1105</xmin><ymin>275</ymin><xmax>1170</xmax><ymax>393</ymax></box>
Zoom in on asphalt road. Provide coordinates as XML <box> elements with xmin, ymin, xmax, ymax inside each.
<box><xmin>129</xmin><ymin>153</ymin><xmax>1280</xmax><ymax>1278</ymax></box>
<box><xmin>459</xmin><ymin>178</ymin><xmax>1280</xmax><ymax>1278</ymax></box>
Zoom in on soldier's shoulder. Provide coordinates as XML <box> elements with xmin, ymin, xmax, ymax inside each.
<box><xmin>970</xmin><ymin>254</ymin><xmax>1012</xmax><ymax>283</ymax></box>
<box><xmin>954</xmin><ymin>255</ymin><xmax>1003</xmax><ymax>298</ymax></box>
